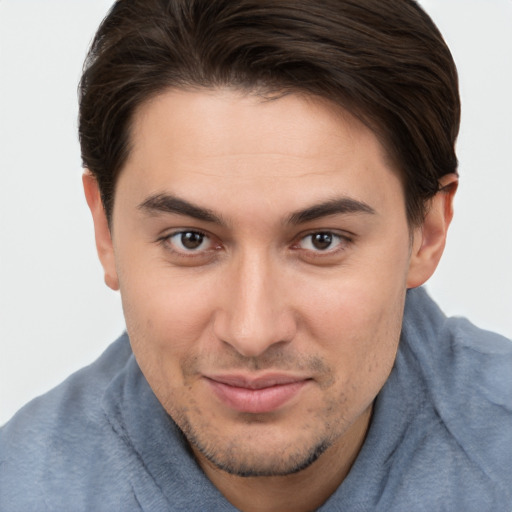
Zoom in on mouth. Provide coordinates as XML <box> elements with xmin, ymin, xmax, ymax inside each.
<box><xmin>204</xmin><ymin>373</ymin><xmax>312</xmax><ymax>414</ymax></box>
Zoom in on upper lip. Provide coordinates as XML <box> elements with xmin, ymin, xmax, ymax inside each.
<box><xmin>205</xmin><ymin>373</ymin><xmax>310</xmax><ymax>390</ymax></box>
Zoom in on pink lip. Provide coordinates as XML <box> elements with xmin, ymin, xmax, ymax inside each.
<box><xmin>205</xmin><ymin>374</ymin><xmax>310</xmax><ymax>414</ymax></box>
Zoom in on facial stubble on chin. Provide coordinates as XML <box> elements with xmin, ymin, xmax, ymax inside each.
<box><xmin>166</xmin><ymin>348</ymin><xmax>349</xmax><ymax>478</ymax></box>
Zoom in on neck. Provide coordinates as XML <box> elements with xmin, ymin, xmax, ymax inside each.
<box><xmin>196</xmin><ymin>405</ymin><xmax>372</xmax><ymax>512</ymax></box>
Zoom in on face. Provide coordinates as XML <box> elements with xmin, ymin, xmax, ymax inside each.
<box><xmin>98</xmin><ymin>89</ymin><xmax>426</xmax><ymax>477</ymax></box>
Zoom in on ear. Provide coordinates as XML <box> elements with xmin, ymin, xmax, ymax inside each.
<box><xmin>406</xmin><ymin>173</ymin><xmax>458</xmax><ymax>289</ymax></box>
<box><xmin>82</xmin><ymin>171</ymin><xmax>119</xmax><ymax>291</ymax></box>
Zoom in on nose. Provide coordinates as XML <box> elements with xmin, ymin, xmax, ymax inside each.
<box><xmin>213</xmin><ymin>252</ymin><xmax>297</xmax><ymax>358</ymax></box>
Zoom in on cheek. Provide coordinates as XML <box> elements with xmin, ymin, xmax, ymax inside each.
<box><xmin>296</xmin><ymin>267</ymin><xmax>406</xmax><ymax>392</ymax></box>
<box><xmin>304</xmin><ymin>289</ymin><xmax>404</xmax><ymax>425</ymax></box>
<box><xmin>119</xmin><ymin>262</ymin><xmax>216</xmax><ymax>340</ymax></box>
<box><xmin>117</xmin><ymin>265</ymin><xmax>220</xmax><ymax>397</ymax></box>
<box><xmin>118</xmin><ymin>275</ymin><xmax>213</xmax><ymax>411</ymax></box>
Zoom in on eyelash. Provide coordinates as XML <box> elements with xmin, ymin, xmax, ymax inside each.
<box><xmin>157</xmin><ymin>229</ymin><xmax>353</xmax><ymax>261</ymax></box>
<box><xmin>158</xmin><ymin>230</ymin><xmax>220</xmax><ymax>258</ymax></box>
<box><xmin>292</xmin><ymin>231</ymin><xmax>352</xmax><ymax>257</ymax></box>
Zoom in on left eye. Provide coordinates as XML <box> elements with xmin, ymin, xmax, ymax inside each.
<box><xmin>167</xmin><ymin>231</ymin><xmax>212</xmax><ymax>252</ymax></box>
<box><xmin>298</xmin><ymin>232</ymin><xmax>344</xmax><ymax>251</ymax></box>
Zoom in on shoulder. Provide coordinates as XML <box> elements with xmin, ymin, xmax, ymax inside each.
<box><xmin>439</xmin><ymin>314</ymin><xmax>512</xmax><ymax>493</ymax></box>
<box><xmin>402</xmin><ymin>288</ymin><xmax>512</xmax><ymax>503</ymax></box>
<box><xmin>0</xmin><ymin>334</ymin><xmax>139</xmax><ymax>511</ymax></box>
<box><xmin>1</xmin><ymin>333</ymin><xmax>133</xmax><ymax>434</ymax></box>
<box><xmin>403</xmin><ymin>287</ymin><xmax>512</xmax><ymax>406</ymax></box>
<box><xmin>402</xmin><ymin>287</ymin><xmax>512</xmax><ymax>383</ymax></box>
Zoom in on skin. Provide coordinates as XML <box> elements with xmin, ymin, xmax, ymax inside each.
<box><xmin>84</xmin><ymin>88</ymin><xmax>457</xmax><ymax>512</ymax></box>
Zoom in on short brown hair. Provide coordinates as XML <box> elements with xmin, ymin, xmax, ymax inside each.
<box><xmin>79</xmin><ymin>0</ymin><xmax>460</xmax><ymax>226</ymax></box>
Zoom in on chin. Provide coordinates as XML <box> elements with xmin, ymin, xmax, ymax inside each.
<box><xmin>181</xmin><ymin>415</ymin><xmax>336</xmax><ymax>477</ymax></box>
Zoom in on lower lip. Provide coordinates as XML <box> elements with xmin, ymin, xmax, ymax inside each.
<box><xmin>206</xmin><ymin>379</ymin><xmax>308</xmax><ymax>414</ymax></box>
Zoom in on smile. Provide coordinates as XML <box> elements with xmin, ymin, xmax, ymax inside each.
<box><xmin>204</xmin><ymin>374</ymin><xmax>311</xmax><ymax>414</ymax></box>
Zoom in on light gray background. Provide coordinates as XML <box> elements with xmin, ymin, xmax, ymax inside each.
<box><xmin>1</xmin><ymin>0</ymin><xmax>511</xmax><ymax>425</ymax></box>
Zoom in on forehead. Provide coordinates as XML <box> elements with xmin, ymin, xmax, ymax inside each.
<box><xmin>131</xmin><ymin>88</ymin><xmax>386</xmax><ymax>163</ymax></box>
<box><xmin>117</xmin><ymin>88</ymin><xmax>405</xmax><ymax>221</ymax></box>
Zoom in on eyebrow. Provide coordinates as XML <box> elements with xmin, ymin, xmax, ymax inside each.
<box><xmin>138</xmin><ymin>193</ymin><xmax>376</xmax><ymax>226</ymax></box>
<box><xmin>287</xmin><ymin>197</ymin><xmax>376</xmax><ymax>224</ymax></box>
<box><xmin>138</xmin><ymin>193</ymin><xmax>225</xmax><ymax>225</ymax></box>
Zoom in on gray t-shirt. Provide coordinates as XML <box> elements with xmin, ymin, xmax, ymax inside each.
<box><xmin>1</xmin><ymin>287</ymin><xmax>511</xmax><ymax>511</ymax></box>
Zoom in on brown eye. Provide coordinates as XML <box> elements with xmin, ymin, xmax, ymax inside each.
<box><xmin>180</xmin><ymin>232</ymin><xmax>204</xmax><ymax>249</ymax></box>
<box><xmin>311</xmin><ymin>232</ymin><xmax>333</xmax><ymax>250</ymax></box>
<box><xmin>297</xmin><ymin>232</ymin><xmax>347</xmax><ymax>252</ymax></box>
<box><xmin>167</xmin><ymin>231</ymin><xmax>210</xmax><ymax>252</ymax></box>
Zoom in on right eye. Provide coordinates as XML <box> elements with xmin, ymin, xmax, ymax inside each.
<box><xmin>164</xmin><ymin>231</ymin><xmax>213</xmax><ymax>254</ymax></box>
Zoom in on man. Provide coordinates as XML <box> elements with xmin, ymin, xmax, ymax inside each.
<box><xmin>1</xmin><ymin>0</ymin><xmax>511</xmax><ymax>510</ymax></box>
